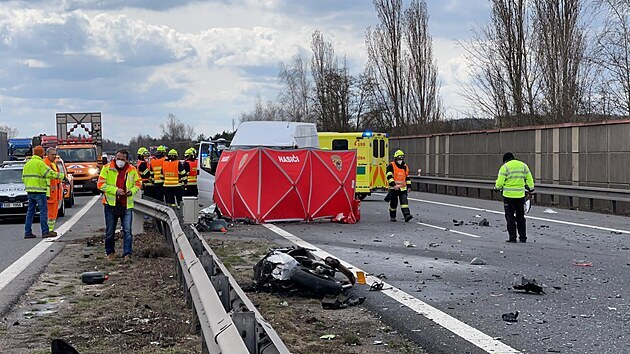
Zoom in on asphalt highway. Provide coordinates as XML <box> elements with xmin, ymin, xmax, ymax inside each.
<box><xmin>3</xmin><ymin>190</ymin><xmax>630</xmax><ymax>353</ymax></box>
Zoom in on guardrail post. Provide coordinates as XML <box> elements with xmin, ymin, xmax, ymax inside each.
<box><xmin>200</xmin><ymin>253</ymin><xmax>215</xmax><ymax>277</ymax></box>
<box><xmin>612</xmin><ymin>200</ymin><xmax>617</xmax><ymax>214</ymax></box>
<box><xmin>211</xmin><ymin>275</ymin><xmax>231</xmax><ymax>312</ymax></box>
<box><xmin>232</xmin><ymin>311</ymin><xmax>257</xmax><ymax>353</ymax></box>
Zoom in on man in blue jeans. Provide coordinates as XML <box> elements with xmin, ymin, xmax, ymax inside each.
<box><xmin>23</xmin><ymin>145</ymin><xmax>65</xmax><ymax>239</ymax></box>
<box><xmin>97</xmin><ymin>149</ymin><xmax>141</xmax><ymax>262</ymax></box>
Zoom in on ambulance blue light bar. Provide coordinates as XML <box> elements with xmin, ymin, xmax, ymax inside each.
<box><xmin>362</xmin><ymin>130</ymin><xmax>373</xmax><ymax>138</ymax></box>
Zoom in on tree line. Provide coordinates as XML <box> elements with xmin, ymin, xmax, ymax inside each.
<box><xmin>240</xmin><ymin>0</ymin><xmax>630</xmax><ymax>133</ymax></box>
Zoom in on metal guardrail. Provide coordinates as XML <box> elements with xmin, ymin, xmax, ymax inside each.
<box><xmin>134</xmin><ymin>197</ymin><xmax>290</xmax><ymax>354</ymax></box>
<box><xmin>410</xmin><ymin>176</ymin><xmax>630</xmax><ymax>211</ymax></box>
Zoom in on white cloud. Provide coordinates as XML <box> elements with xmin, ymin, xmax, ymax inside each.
<box><xmin>0</xmin><ymin>0</ymin><xmax>488</xmax><ymax>143</ymax></box>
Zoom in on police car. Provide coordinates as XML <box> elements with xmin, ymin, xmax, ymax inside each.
<box><xmin>0</xmin><ymin>161</ymin><xmax>65</xmax><ymax>218</ymax></box>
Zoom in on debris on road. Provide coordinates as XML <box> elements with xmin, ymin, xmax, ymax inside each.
<box><xmin>474</xmin><ymin>214</ymin><xmax>481</xmax><ymax>218</ymax></box>
<box><xmin>452</xmin><ymin>219</ymin><xmax>464</xmax><ymax>226</ymax></box>
<box><xmin>512</xmin><ymin>276</ymin><xmax>545</xmax><ymax>294</ymax></box>
<box><xmin>404</xmin><ymin>241</ymin><xmax>417</xmax><ymax>248</ymax></box>
<box><xmin>470</xmin><ymin>257</ymin><xmax>486</xmax><ymax>265</ymax></box>
<box><xmin>373</xmin><ymin>340</ymin><xmax>385</xmax><ymax>345</ymax></box>
<box><xmin>321</xmin><ymin>294</ymin><xmax>366</xmax><ymax>310</ymax></box>
<box><xmin>320</xmin><ymin>334</ymin><xmax>336</xmax><ymax>340</ymax></box>
<box><xmin>196</xmin><ymin>204</ymin><xmax>230</xmax><ymax>232</ymax></box>
<box><xmin>369</xmin><ymin>281</ymin><xmax>385</xmax><ymax>292</ymax></box>
<box><xmin>501</xmin><ymin>311</ymin><xmax>519</xmax><ymax>322</ymax></box>
<box><xmin>573</xmin><ymin>262</ymin><xmax>593</xmax><ymax>267</ymax></box>
<box><xmin>80</xmin><ymin>271</ymin><xmax>108</xmax><ymax>285</ymax></box>
<box><xmin>478</xmin><ymin>218</ymin><xmax>490</xmax><ymax>227</ymax></box>
<box><xmin>543</xmin><ymin>208</ymin><xmax>558</xmax><ymax>214</ymax></box>
<box><xmin>51</xmin><ymin>339</ymin><xmax>80</xmax><ymax>354</ymax></box>
<box><xmin>428</xmin><ymin>242</ymin><xmax>439</xmax><ymax>247</ymax></box>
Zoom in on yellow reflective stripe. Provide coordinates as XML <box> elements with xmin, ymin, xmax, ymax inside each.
<box><xmin>401</xmin><ymin>204</ymin><xmax>409</xmax><ymax>208</ymax></box>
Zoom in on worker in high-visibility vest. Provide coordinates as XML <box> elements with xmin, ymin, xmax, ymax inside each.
<box><xmin>22</xmin><ymin>145</ymin><xmax>64</xmax><ymax>239</ymax></box>
<box><xmin>163</xmin><ymin>149</ymin><xmax>186</xmax><ymax>208</ymax></box>
<box><xmin>386</xmin><ymin>150</ymin><xmax>413</xmax><ymax>222</ymax></box>
<box><xmin>43</xmin><ymin>147</ymin><xmax>63</xmax><ymax>234</ymax></box>
<box><xmin>151</xmin><ymin>145</ymin><xmax>167</xmax><ymax>202</ymax></box>
<box><xmin>495</xmin><ymin>152</ymin><xmax>535</xmax><ymax>243</ymax></box>
<box><xmin>136</xmin><ymin>147</ymin><xmax>154</xmax><ymax>199</ymax></box>
<box><xmin>182</xmin><ymin>148</ymin><xmax>198</xmax><ymax>197</ymax></box>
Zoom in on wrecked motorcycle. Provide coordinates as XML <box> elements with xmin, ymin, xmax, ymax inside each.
<box><xmin>254</xmin><ymin>247</ymin><xmax>355</xmax><ymax>296</ymax></box>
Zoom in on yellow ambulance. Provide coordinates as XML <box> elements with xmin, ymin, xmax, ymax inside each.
<box><xmin>318</xmin><ymin>131</ymin><xmax>389</xmax><ymax>200</ymax></box>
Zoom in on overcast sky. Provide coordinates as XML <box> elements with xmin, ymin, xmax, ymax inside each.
<box><xmin>0</xmin><ymin>0</ymin><xmax>489</xmax><ymax>143</ymax></box>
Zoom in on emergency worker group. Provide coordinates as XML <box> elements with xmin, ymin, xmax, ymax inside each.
<box><xmin>22</xmin><ymin>140</ymin><xmax>534</xmax><ymax>260</ymax></box>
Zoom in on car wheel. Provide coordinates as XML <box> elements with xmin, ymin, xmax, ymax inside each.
<box><xmin>356</xmin><ymin>193</ymin><xmax>368</xmax><ymax>201</ymax></box>
<box><xmin>58</xmin><ymin>199</ymin><xmax>65</xmax><ymax>217</ymax></box>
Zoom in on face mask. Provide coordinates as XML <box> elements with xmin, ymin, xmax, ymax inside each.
<box><xmin>115</xmin><ymin>160</ymin><xmax>126</xmax><ymax>169</ymax></box>
<box><xmin>396</xmin><ymin>159</ymin><xmax>403</xmax><ymax>165</ymax></box>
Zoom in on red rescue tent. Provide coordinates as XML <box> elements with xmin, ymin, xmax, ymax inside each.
<box><xmin>213</xmin><ymin>148</ymin><xmax>357</xmax><ymax>223</ymax></box>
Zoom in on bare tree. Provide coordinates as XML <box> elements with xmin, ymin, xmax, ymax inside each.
<box><xmin>239</xmin><ymin>96</ymin><xmax>285</xmax><ymax>123</ymax></box>
<box><xmin>533</xmin><ymin>0</ymin><xmax>589</xmax><ymax>122</ymax></box>
<box><xmin>460</xmin><ymin>0</ymin><xmax>539</xmax><ymax>127</ymax></box>
<box><xmin>160</xmin><ymin>113</ymin><xmax>195</xmax><ymax>144</ymax></box>
<box><xmin>278</xmin><ymin>54</ymin><xmax>314</xmax><ymax>123</ymax></box>
<box><xmin>0</xmin><ymin>124</ymin><xmax>18</xmax><ymax>138</ymax></box>
<box><xmin>404</xmin><ymin>0</ymin><xmax>442</xmax><ymax>128</ymax></box>
<box><xmin>311</xmin><ymin>31</ymin><xmax>352</xmax><ymax>132</ymax></box>
<box><xmin>366</xmin><ymin>0</ymin><xmax>407</xmax><ymax>131</ymax></box>
<box><xmin>593</xmin><ymin>0</ymin><xmax>630</xmax><ymax>116</ymax></box>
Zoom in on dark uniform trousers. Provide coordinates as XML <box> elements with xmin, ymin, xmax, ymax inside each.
<box><xmin>504</xmin><ymin>197</ymin><xmax>526</xmax><ymax>241</ymax></box>
<box><xmin>389</xmin><ymin>190</ymin><xmax>411</xmax><ymax>219</ymax></box>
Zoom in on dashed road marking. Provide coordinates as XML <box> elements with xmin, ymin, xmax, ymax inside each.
<box><xmin>0</xmin><ymin>195</ymin><xmax>100</xmax><ymax>293</ymax></box>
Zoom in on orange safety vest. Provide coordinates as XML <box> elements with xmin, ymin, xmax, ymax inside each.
<box><xmin>163</xmin><ymin>160</ymin><xmax>181</xmax><ymax>187</ymax></box>
<box><xmin>44</xmin><ymin>158</ymin><xmax>62</xmax><ymax>200</ymax></box>
<box><xmin>186</xmin><ymin>159</ymin><xmax>198</xmax><ymax>185</ymax></box>
<box><xmin>152</xmin><ymin>157</ymin><xmax>165</xmax><ymax>184</ymax></box>
<box><xmin>391</xmin><ymin>162</ymin><xmax>409</xmax><ymax>190</ymax></box>
<box><xmin>136</xmin><ymin>160</ymin><xmax>152</xmax><ymax>184</ymax></box>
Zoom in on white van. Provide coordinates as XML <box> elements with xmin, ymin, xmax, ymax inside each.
<box><xmin>196</xmin><ymin>121</ymin><xmax>319</xmax><ymax>206</ymax></box>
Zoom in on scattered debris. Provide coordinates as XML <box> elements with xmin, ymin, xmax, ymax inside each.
<box><xmin>474</xmin><ymin>215</ymin><xmax>481</xmax><ymax>218</ymax></box>
<box><xmin>512</xmin><ymin>276</ymin><xmax>544</xmax><ymax>294</ymax></box>
<box><xmin>428</xmin><ymin>243</ymin><xmax>439</xmax><ymax>248</ymax></box>
<box><xmin>51</xmin><ymin>338</ymin><xmax>80</xmax><ymax>354</ymax></box>
<box><xmin>611</xmin><ymin>231</ymin><xmax>622</xmax><ymax>235</ymax></box>
<box><xmin>320</xmin><ymin>334</ymin><xmax>336</xmax><ymax>340</ymax></box>
<box><xmin>470</xmin><ymin>257</ymin><xmax>486</xmax><ymax>265</ymax></box>
<box><xmin>478</xmin><ymin>218</ymin><xmax>490</xmax><ymax>227</ymax></box>
<box><xmin>195</xmin><ymin>205</ymin><xmax>229</xmax><ymax>232</ymax></box>
<box><xmin>502</xmin><ymin>311</ymin><xmax>519</xmax><ymax>322</ymax></box>
<box><xmin>552</xmin><ymin>286</ymin><xmax>562</xmax><ymax>290</ymax></box>
<box><xmin>452</xmin><ymin>219</ymin><xmax>464</xmax><ymax>226</ymax></box>
<box><xmin>543</xmin><ymin>208</ymin><xmax>557</xmax><ymax>214</ymax></box>
<box><xmin>608</xmin><ymin>307</ymin><xmax>617</xmax><ymax>311</ymax></box>
<box><xmin>80</xmin><ymin>271</ymin><xmax>108</xmax><ymax>285</ymax></box>
<box><xmin>279</xmin><ymin>301</ymin><xmax>289</xmax><ymax>307</ymax></box>
<box><xmin>373</xmin><ymin>239</ymin><xmax>383</xmax><ymax>243</ymax></box>
<box><xmin>321</xmin><ymin>295</ymin><xmax>366</xmax><ymax>310</ymax></box>
<box><xmin>372</xmin><ymin>340</ymin><xmax>384</xmax><ymax>345</ymax></box>
<box><xmin>573</xmin><ymin>262</ymin><xmax>593</xmax><ymax>267</ymax></box>
<box><xmin>369</xmin><ymin>281</ymin><xmax>385</xmax><ymax>292</ymax></box>
<box><xmin>404</xmin><ymin>241</ymin><xmax>416</xmax><ymax>248</ymax></box>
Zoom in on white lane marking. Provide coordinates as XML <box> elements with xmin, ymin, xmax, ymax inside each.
<box><xmin>416</xmin><ymin>221</ymin><xmax>482</xmax><ymax>238</ymax></box>
<box><xmin>376</xmin><ymin>193</ymin><xmax>630</xmax><ymax>235</ymax></box>
<box><xmin>0</xmin><ymin>195</ymin><xmax>100</xmax><ymax>293</ymax></box>
<box><xmin>263</xmin><ymin>223</ymin><xmax>521</xmax><ymax>354</ymax></box>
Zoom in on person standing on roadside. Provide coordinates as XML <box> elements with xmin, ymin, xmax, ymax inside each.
<box><xmin>22</xmin><ymin>145</ymin><xmax>65</xmax><ymax>239</ymax></box>
<box><xmin>495</xmin><ymin>152</ymin><xmax>535</xmax><ymax>243</ymax></box>
<box><xmin>43</xmin><ymin>147</ymin><xmax>62</xmax><ymax>234</ymax></box>
<box><xmin>97</xmin><ymin>149</ymin><xmax>141</xmax><ymax>262</ymax></box>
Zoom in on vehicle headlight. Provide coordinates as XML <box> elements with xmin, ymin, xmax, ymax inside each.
<box><xmin>88</xmin><ymin>167</ymin><xmax>100</xmax><ymax>175</ymax></box>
